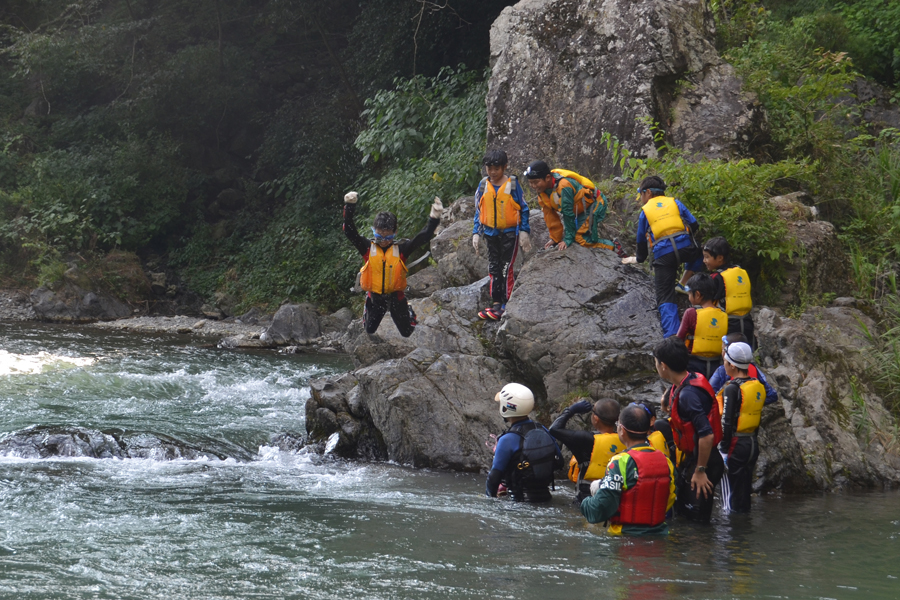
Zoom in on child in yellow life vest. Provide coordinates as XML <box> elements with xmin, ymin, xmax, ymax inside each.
<box><xmin>718</xmin><ymin>341</ymin><xmax>765</xmax><ymax>514</ymax></box>
<box><xmin>548</xmin><ymin>398</ymin><xmax>622</xmax><ymax>503</ymax></box>
<box><xmin>676</xmin><ymin>273</ymin><xmax>726</xmax><ymax>379</ymax></box>
<box><xmin>522</xmin><ymin>160</ymin><xmax>613</xmax><ymax>251</ymax></box>
<box><xmin>472</xmin><ymin>150</ymin><xmax>531</xmax><ymax>321</ymax></box>
<box><xmin>620</xmin><ymin>176</ymin><xmax>703</xmax><ymax>338</ymax></box>
<box><xmin>342</xmin><ymin>191</ymin><xmax>442</xmax><ymax>337</ymax></box>
<box><xmin>703</xmin><ymin>236</ymin><xmax>755</xmax><ymax>349</ymax></box>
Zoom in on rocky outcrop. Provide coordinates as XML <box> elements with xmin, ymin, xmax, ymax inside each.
<box><xmin>486</xmin><ymin>0</ymin><xmax>767</xmax><ymax>174</ymax></box>
<box><xmin>755</xmin><ymin>307</ymin><xmax>900</xmax><ymax>491</ymax></box>
<box><xmin>31</xmin><ymin>281</ymin><xmax>132</xmax><ymax>322</ymax></box>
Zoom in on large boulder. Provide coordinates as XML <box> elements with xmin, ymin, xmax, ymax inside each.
<box><xmin>260</xmin><ymin>303</ymin><xmax>321</xmax><ymax>345</ymax></box>
<box><xmin>486</xmin><ymin>0</ymin><xmax>767</xmax><ymax>174</ymax></box>
<box><xmin>307</xmin><ymin>349</ymin><xmax>510</xmax><ymax>471</ymax></box>
<box><xmin>498</xmin><ymin>244</ymin><xmax>662</xmax><ymax>402</ymax></box>
<box><xmin>755</xmin><ymin>306</ymin><xmax>900</xmax><ymax>491</ymax></box>
<box><xmin>31</xmin><ymin>281</ymin><xmax>132</xmax><ymax>322</ymax></box>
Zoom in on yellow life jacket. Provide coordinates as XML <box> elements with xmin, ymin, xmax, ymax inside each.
<box><xmin>568</xmin><ymin>432</ymin><xmax>623</xmax><ymax>483</ymax></box>
<box><xmin>647</xmin><ymin>430</ymin><xmax>683</xmax><ymax>467</ymax></box>
<box><xmin>720</xmin><ymin>266</ymin><xmax>753</xmax><ymax>317</ymax></box>
<box><xmin>689</xmin><ymin>306</ymin><xmax>727</xmax><ymax>357</ymax></box>
<box><xmin>641</xmin><ymin>196</ymin><xmax>686</xmax><ymax>242</ymax></box>
<box><xmin>539</xmin><ymin>170</ymin><xmax>596</xmax><ymax>216</ymax></box>
<box><xmin>359</xmin><ymin>242</ymin><xmax>407</xmax><ymax>295</ymax></box>
<box><xmin>478</xmin><ymin>176</ymin><xmax>521</xmax><ymax>230</ymax></box>
<box><xmin>734</xmin><ymin>378</ymin><xmax>766</xmax><ymax>434</ymax></box>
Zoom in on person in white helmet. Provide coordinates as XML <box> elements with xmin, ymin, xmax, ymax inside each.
<box><xmin>486</xmin><ymin>383</ymin><xmax>563</xmax><ymax>502</ymax></box>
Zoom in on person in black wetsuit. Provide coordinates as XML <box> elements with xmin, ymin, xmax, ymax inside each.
<box><xmin>342</xmin><ymin>191</ymin><xmax>442</xmax><ymax>337</ymax></box>
<box><xmin>549</xmin><ymin>398</ymin><xmax>622</xmax><ymax>502</ymax></box>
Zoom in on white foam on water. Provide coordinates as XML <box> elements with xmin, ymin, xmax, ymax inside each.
<box><xmin>0</xmin><ymin>350</ymin><xmax>95</xmax><ymax>375</ymax></box>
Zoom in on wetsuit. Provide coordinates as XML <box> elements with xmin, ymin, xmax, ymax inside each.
<box><xmin>580</xmin><ymin>441</ymin><xmax>676</xmax><ymax>536</ymax></box>
<box><xmin>343</xmin><ymin>203</ymin><xmax>439</xmax><ymax>337</ymax></box>
<box><xmin>473</xmin><ymin>176</ymin><xmax>529</xmax><ymax>307</ymax></box>
<box><xmin>486</xmin><ymin>419</ymin><xmax>562</xmax><ymax>502</ymax></box>
<box><xmin>549</xmin><ymin>407</ymin><xmax>623</xmax><ymax>502</ymax></box>
<box><xmin>719</xmin><ymin>378</ymin><xmax>764</xmax><ymax>513</ymax></box>
<box><xmin>635</xmin><ymin>195</ymin><xmax>703</xmax><ymax>337</ymax></box>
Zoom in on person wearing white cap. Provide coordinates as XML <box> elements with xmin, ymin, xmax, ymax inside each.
<box><xmin>719</xmin><ymin>342</ymin><xmax>766</xmax><ymax>513</ymax></box>
<box><xmin>485</xmin><ymin>383</ymin><xmax>563</xmax><ymax>502</ymax></box>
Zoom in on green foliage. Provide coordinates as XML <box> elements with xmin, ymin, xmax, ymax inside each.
<box><xmin>860</xmin><ymin>294</ymin><xmax>900</xmax><ymax>419</ymax></box>
<box><xmin>353</xmin><ymin>66</ymin><xmax>487</xmax><ymax>232</ymax></box>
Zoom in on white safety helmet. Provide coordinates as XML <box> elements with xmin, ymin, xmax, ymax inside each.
<box><xmin>495</xmin><ymin>383</ymin><xmax>535</xmax><ymax>418</ymax></box>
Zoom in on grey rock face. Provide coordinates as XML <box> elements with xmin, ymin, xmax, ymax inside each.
<box><xmin>486</xmin><ymin>0</ymin><xmax>767</xmax><ymax>174</ymax></box>
<box><xmin>498</xmin><ymin>244</ymin><xmax>661</xmax><ymax>401</ymax></box>
<box><xmin>261</xmin><ymin>303</ymin><xmax>321</xmax><ymax>345</ymax></box>
<box><xmin>31</xmin><ymin>281</ymin><xmax>131</xmax><ymax>322</ymax></box>
<box><xmin>755</xmin><ymin>307</ymin><xmax>900</xmax><ymax>491</ymax></box>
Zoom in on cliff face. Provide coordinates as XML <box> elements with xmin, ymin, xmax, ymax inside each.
<box><xmin>485</xmin><ymin>0</ymin><xmax>767</xmax><ymax>174</ymax></box>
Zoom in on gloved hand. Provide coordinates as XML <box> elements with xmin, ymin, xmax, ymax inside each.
<box><xmin>590</xmin><ymin>478</ymin><xmax>601</xmax><ymax>497</ymax></box>
<box><xmin>621</xmin><ymin>256</ymin><xmax>637</xmax><ymax>264</ymax></box>
<box><xmin>430</xmin><ymin>196</ymin><xmax>443</xmax><ymax>219</ymax></box>
<box><xmin>568</xmin><ymin>399</ymin><xmax>593</xmax><ymax>415</ymax></box>
<box><xmin>344</xmin><ymin>191</ymin><xmax>358</xmax><ymax>204</ymax></box>
<box><xmin>472</xmin><ymin>234</ymin><xmax>481</xmax><ymax>253</ymax></box>
<box><xmin>519</xmin><ymin>231</ymin><xmax>532</xmax><ymax>253</ymax></box>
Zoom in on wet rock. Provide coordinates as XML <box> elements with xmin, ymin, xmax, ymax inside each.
<box><xmin>755</xmin><ymin>307</ymin><xmax>900</xmax><ymax>491</ymax></box>
<box><xmin>486</xmin><ymin>0</ymin><xmax>767</xmax><ymax>174</ymax></box>
<box><xmin>261</xmin><ymin>303</ymin><xmax>321</xmax><ymax>346</ymax></box>
<box><xmin>319</xmin><ymin>307</ymin><xmax>354</xmax><ymax>334</ymax></box>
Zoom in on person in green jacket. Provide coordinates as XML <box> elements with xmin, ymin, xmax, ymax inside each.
<box><xmin>580</xmin><ymin>403</ymin><xmax>676</xmax><ymax>536</ymax></box>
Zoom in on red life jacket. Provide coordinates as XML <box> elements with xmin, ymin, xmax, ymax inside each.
<box><xmin>610</xmin><ymin>448</ymin><xmax>671</xmax><ymax>527</ymax></box>
<box><xmin>668</xmin><ymin>373</ymin><xmax>723</xmax><ymax>454</ymax></box>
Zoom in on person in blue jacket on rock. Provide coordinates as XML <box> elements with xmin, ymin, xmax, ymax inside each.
<box><xmin>621</xmin><ymin>175</ymin><xmax>703</xmax><ymax>337</ymax></box>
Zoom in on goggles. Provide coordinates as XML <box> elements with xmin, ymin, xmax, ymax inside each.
<box><xmin>371</xmin><ymin>228</ymin><xmax>396</xmax><ymax>242</ymax></box>
<box><xmin>722</xmin><ymin>335</ymin><xmax>730</xmax><ymax>349</ymax></box>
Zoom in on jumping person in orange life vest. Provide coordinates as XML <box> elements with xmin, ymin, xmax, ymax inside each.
<box><xmin>580</xmin><ymin>403</ymin><xmax>676</xmax><ymax>536</ymax></box>
<box><xmin>342</xmin><ymin>191</ymin><xmax>442</xmax><ymax>337</ymax></box>
<box><xmin>472</xmin><ymin>150</ymin><xmax>531</xmax><ymax>321</ymax></box>
<box><xmin>676</xmin><ymin>272</ymin><xmax>727</xmax><ymax>380</ymax></box>
<box><xmin>703</xmin><ymin>236</ymin><xmax>756</xmax><ymax>349</ymax></box>
<box><xmin>548</xmin><ymin>398</ymin><xmax>622</xmax><ymax>503</ymax></box>
<box><xmin>655</xmin><ymin>336</ymin><xmax>725</xmax><ymax>524</ymax></box>
<box><xmin>718</xmin><ymin>341</ymin><xmax>766</xmax><ymax>514</ymax></box>
<box><xmin>522</xmin><ymin>160</ymin><xmax>613</xmax><ymax>251</ymax></box>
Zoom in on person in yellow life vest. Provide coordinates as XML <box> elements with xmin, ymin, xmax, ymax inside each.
<box><xmin>620</xmin><ymin>176</ymin><xmax>703</xmax><ymax>338</ymax></box>
<box><xmin>637</xmin><ymin>400</ymin><xmax>682</xmax><ymax>468</ymax></box>
<box><xmin>522</xmin><ymin>160</ymin><xmax>613</xmax><ymax>251</ymax></box>
<box><xmin>702</xmin><ymin>236</ymin><xmax>756</xmax><ymax>349</ymax></box>
<box><xmin>342</xmin><ymin>191</ymin><xmax>442</xmax><ymax>337</ymax></box>
<box><xmin>580</xmin><ymin>404</ymin><xmax>676</xmax><ymax>536</ymax></box>
<box><xmin>718</xmin><ymin>342</ymin><xmax>765</xmax><ymax>514</ymax></box>
<box><xmin>549</xmin><ymin>398</ymin><xmax>621</xmax><ymax>503</ymax></box>
<box><xmin>472</xmin><ymin>150</ymin><xmax>531</xmax><ymax>321</ymax></box>
<box><xmin>676</xmin><ymin>273</ymin><xmax>727</xmax><ymax>379</ymax></box>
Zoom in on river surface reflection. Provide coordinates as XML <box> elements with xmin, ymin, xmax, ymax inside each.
<box><xmin>0</xmin><ymin>323</ymin><xmax>896</xmax><ymax>599</ymax></box>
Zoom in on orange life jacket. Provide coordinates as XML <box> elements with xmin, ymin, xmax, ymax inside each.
<box><xmin>359</xmin><ymin>242</ymin><xmax>407</xmax><ymax>294</ymax></box>
<box><xmin>478</xmin><ymin>176</ymin><xmax>522</xmax><ymax>230</ymax></box>
<box><xmin>537</xmin><ymin>171</ymin><xmax>596</xmax><ymax>216</ymax></box>
<box><xmin>610</xmin><ymin>448</ymin><xmax>671</xmax><ymax>527</ymax></box>
<box><xmin>668</xmin><ymin>373</ymin><xmax>723</xmax><ymax>454</ymax></box>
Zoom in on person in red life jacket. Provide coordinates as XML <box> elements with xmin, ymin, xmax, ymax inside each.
<box><xmin>718</xmin><ymin>342</ymin><xmax>766</xmax><ymax>514</ymax></box>
<box><xmin>621</xmin><ymin>176</ymin><xmax>704</xmax><ymax>338</ymax></box>
<box><xmin>472</xmin><ymin>150</ymin><xmax>531</xmax><ymax>320</ymax></box>
<box><xmin>702</xmin><ymin>236</ymin><xmax>755</xmax><ymax>349</ymax></box>
<box><xmin>342</xmin><ymin>191</ymin><xmax>442</xmax><ymax>337</ymax></box>
<box><xmin>654</xmin><ymin>336</ymin><xmax>725</xmax><ymax>523</ymax></box>
<box><xmin>522</xmin><ymin>160</ymin><xmax>613</xmax><ymax>251</ymax></box>
<box><xmin>549</xmin><ymin>398</ymin><xmax>622</xmax><ymax>503</ymax></box>
<box><xmin>486</xmin><ymin>383</ymin><xmax>563</xmax><ymax>503</ymax></box>
<box><xmin>709</xmin><ymin>333</ymin><xmax>778</xmax><ymax>405</ymax></box>
<box><xmin>676</xmin><ymin>273</ymin><xmax>727</xmax><ymax>379</ymax></box>
<box><xmin>580</xmin><ymin>404</ymin><xmax>676</xmax><ymax>535</ymax></box>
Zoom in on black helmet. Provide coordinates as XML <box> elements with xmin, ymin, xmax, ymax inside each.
<box><xmin>524</xmin><ymin>160</ymin><xmax>551</xmax><ymax>179</ymax></box>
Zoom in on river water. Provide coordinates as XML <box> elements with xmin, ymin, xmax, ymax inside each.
<box><xmin>0</xmin><ymin>323</ymin><xmax>897</xmax><ymax>599</ymax></box>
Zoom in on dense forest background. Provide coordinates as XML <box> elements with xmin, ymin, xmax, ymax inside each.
<box><xmin>0</xmin><ymin>0</ymin><xmax>898</xmax><ymax>315</ymax></box>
